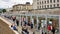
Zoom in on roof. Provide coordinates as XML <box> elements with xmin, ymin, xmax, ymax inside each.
<box><xmin>13</xmin><ymin>4</ymin><xmax>32</xmax><ymax>7</ymax></box>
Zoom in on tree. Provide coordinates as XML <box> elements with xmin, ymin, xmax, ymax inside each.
<box><xmin>2</xmin><ymin>9</ymin><xmax>6</xmax><ymax>13</ymax></box>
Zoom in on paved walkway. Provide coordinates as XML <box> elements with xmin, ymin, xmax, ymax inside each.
<box><xmin>0</xmin><ymin>16</ymin><xmax>19</xmax><ymax>34</ymax></box>
<box><xmin>0</xmin><ymin>19</ymin><xmax>15</xmax><ymax>34</ymax></box>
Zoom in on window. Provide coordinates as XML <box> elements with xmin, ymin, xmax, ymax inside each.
<box><xmin>37</xmin><ymin>0</ymin><xmax>39</xmax><ymax>1</ymax></box>
<box><xmin>40</xmin><ymin>2</ymin><xmax>41</xmax><ymax>4</ymax></box>
<box><xmin>54</xmin><ymin>4</ymin><xmax>55</xmax><ymax>7</ymax></box>
<box><xmin>42</xmin><ymin>1</ymin><xmax>43</xmax><ymax>4</ymax></box>
<box><xmin>47</xmin><ymin>5</ymin><xmax>49</xmax><ymax>8</ymax></box>
<box><xmin>47</xmin><ymin>0</ymin><xmax>49</xmax><ymax>3</ymax></box>
<box><xmin>37</xmin><ymin>6</ymin><xmax>39</xmax><ymax>9</ymax></box>
<box><xmin>40</xmin><ymin>6</ymin><xmax>41</xmax><ymax>9</ymax></box>
<box><xmin>54</xmin><ymin>0</ymin><xmax>55</xmax><ymax>3</ymax></box>
<box><xmin>45</xmin><ymin>5</ymin><xmax>46</xmax><ymax>8</ymax></box>
<box><xmin>50</xmin><ymin>5</ymin><xmax>52</xmax><ymax>8</ymax></box>
<box><xmin>57</xmin><ymin>4</ymin><xmax>59</xmax><ymax>7</ymax></box>
<box><xmin>42</xmin><ymin>6</ymin><xmax>43</xmax><ymax>8</ymax></box>
<box><xmin>45</xmin><ymin>1</ymin><xmax>46</xmax><ymax>3</ymax></box>
<box><xmin>50</xmin><ymin>0</ymin><xmax>52</xmax><ymax>3</ymax></box>
<box><xmin>57</xmin><ymin>0</ymin><xmax>59</xmax><ymax>2</ymax></box>
<box><xmin>37</xmin><ymin>2</ymin><xmax>39</xmax><ymax>5</ymax></box>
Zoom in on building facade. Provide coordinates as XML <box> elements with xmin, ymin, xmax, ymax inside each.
<box><xmin>32</xmin><ymin>0</ymin><xmax>60</xmax><ymax>34</ymax></box>
<box><xmin>33</xmin><ymin>0</ymin><xmax>60</xmax><ymax>9</ymax></box>
<box><xmin>13</xmin><ymin>4</ymin><xmax>32</xmax><ymax>11</ymax></box>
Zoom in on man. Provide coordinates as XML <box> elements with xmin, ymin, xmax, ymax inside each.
<box><xmin>16</xmin><ymin>19</ymin><xmax>19</xmax><ymax>26</ymax></box>
<box><xmin>30</xmin><ymin>22</ymin><xmax>33</xmax><ymax>29</ymax></box>
<box><xmin>52</xmin><ymin>27</ymin><xmax>55</xmax><ymax>34</ymax></box>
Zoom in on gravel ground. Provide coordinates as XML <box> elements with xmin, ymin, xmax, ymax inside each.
<box><xmin>0</xmin><ymin>19</ymin><xmax>15</xmax><ymax>34</ymax></box>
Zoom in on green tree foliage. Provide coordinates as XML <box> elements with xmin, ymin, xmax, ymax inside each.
<box><xmin>2</xmin><ymin>9</ymin><xmax>6</xmax><ymax>13</ymax></box>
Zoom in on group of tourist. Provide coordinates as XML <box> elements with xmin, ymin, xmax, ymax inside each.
<box><xmin>37</xmin><ymin>25</ymin><xmax>56</xmax><ymax>34</ymax></box>
<box><xmin>21</xmin><ymin>20</ymin><xmax>34</xmax><ymax>34</ymax></box>
<box><xmin>4</xmin><ymin>16</ymin><xmax>19</xmax><ymax>31</ymax></box>
<box><xmin>4</xmin><ymin>15</ymin><xmax>56</xmax><ymax>34</ymax></box>
<box><xmin>4</xmin><ymin>15</ymin><xmax>34</xmax><ymax>34</ymax></box>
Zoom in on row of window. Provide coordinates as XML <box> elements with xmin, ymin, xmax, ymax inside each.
<box><xmin>50</xmin><ymin>0</ymin><xmax>59</xmax><ymax>3</ymax></box>
<box><xmin>37</xmin><ymin>4</ymin><xmax>60</xmax><ymax>9</ymax></box>
<box><xmin>37</xmin><ymin>0</ymin><xmax>59</xmax><ymax>4</ymax></box>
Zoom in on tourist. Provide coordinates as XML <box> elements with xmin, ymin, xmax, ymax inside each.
<box><xmin>12</xmin><ymin>16</ymin><xmax>16</xmax><ymax>22</ymax></box>
<box><xmin>27</xmin><ymin>23</ymin><xmax>30</xmax><ymax>26</ymax></box>
<box><xmin>16</xmin><ymin>19</ymin><xmax>19</xmax><ymax>26</ymax></box>
<box><xmin>48</xmin><ymin>25</ymin><xmax>51</xmax><ymax>34</ymax></box>
<box><xmin>38</xmin><ymin>23</ymin><xmax>41</xmax><ymax>30</ymax></box>
<box><xmin>11</xmin><ymin>24</ymin><xmax>18</xmax><ymax>31</ymax></box>
<box><xmin>11</xmin><ymin>25</ymin><xmax>13</xmax><ymax>30</ymax></box>
<box><xmin>22</xmin><ymin>25</ymin><xmax>29</xmax><ymax>34</ymax></box>
<box><xmin>40</xmin><ymin>28</ymin><xmax>43</xmax><ymax>34</ymax></box>
<box><xmin>51</xmin><ymin>27</ymin><xmax>55</xmax><ymax>34</ymax></box>
<box><xmin>30</xmin><ymin>22</ymin><xmax>33</xmax><ymax>29</ymax></box>
<box><xmin>24</xmin><ymin>21</ymin><xmax>27</xmax><ymax>26</ymax></box>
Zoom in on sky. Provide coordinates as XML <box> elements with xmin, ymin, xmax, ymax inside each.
<box><xmin>0</xmin><ymin>0</ymin><xmax>33</xmax><ymax>8</ymax></box>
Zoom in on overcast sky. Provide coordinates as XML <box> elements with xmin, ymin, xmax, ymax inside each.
<box><xmin>0</xmin><ymin>0</ymin><xmax>33</xmax><ymax>8</ymax></box>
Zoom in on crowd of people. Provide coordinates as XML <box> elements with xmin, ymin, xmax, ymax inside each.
<box><xmin>4</xmin><ymin>15</ymin><xmax>56</xmax><ymax>34</ymax></box>
<box><xmin>4</xmin><ymin>15</ymin><xmax>34</xmax><ymax>34</ymax></box>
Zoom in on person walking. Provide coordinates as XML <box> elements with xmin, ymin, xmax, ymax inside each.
<box><xmin>51</xmin><ymin>27</ymin><xmax>55</xmax><ymax>34</ymax></box>
<box><xmin>38</xmin><ymin>23</ymin><xmax>41</xmax><ymax>30</ymax></box>
<box><xmin>16</xmin><ymin>19</ymin><xmax>19</xmax><ymax>26</ymax></box>
<box><xmin>30</xmin><ymin>22</ymin><xmax>33</xmax><ymax>29</ymax></box>
<box><xmin>24</xmin><ymin>21</ymin><xmax>27</xmax><ymax>26</ymax></box>
<box><xmin>48</xmin><ymin>25</ymin><xmax>51</xmax><ymax>34</ymax></box>
<box><xmin>40</xmin><ymin>28</ymin><xmax>43</xmax><ymax>34</ymax></box>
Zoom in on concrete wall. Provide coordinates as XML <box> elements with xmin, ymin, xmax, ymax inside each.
<box><xmin>31</xmin><ymin>8</ymin><xmax>60</xmax><ymax>15</ymax></box>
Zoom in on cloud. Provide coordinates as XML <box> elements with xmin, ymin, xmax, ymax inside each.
<box><xmin>0</xmin><ymin>0</ymin><xmax>7</xmax><ymax>8</ymax></box>
<box><xmin>0</xmin><ymin>0</ymin><xmax>33</xmax><ymax>8</ymax></box>
<box><xmin>0</xmin><ymin>0</ymin><xmax>13</xmax><ymax>8</ymax></box>
<box><xmin>2</xmin><ymin>0</ymin><xmax>10</xmax><ymax>2</ymax></box>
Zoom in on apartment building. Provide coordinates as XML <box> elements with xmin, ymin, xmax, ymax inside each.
<box><xmin>33</xmin><ymin>0</ymin><xmax>60</xmax><ymax>9</ymax></box>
